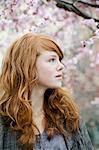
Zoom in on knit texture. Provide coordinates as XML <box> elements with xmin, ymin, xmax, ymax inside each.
<box><xmin>0</xmin><ymin>116</ymin><xmax>94</xmax><ymax>150</ymax></box>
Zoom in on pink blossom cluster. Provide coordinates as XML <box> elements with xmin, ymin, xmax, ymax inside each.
<box><xmin>0</xmin><ymin>0</ymin><xmax>99</xmax><ymax>109</ymax></box>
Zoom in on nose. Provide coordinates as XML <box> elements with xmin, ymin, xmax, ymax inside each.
<box><xmin>57</xmin><ymin>61</ymin><xmax>65</xmax><ymax>71</ymax></box>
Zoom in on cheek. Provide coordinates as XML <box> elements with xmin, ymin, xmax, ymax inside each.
<box><xmin>38</xmin><ymin>66</ymin><xmax>53</xmax><ymax>78</ymax></box>
<box><xmin>37</xmin><ymin>64</ymin><xmax>54</xmax><ymax>83</ymax></box>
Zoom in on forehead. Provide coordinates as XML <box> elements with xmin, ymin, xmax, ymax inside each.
<box><xmin>36</xmin><ymin>38</ymin><xmax>63</xmax><ymax>60</ymax></box>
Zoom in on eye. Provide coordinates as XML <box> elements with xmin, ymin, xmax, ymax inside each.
<box><xmin>49</xmin><ymin>58</ymin><xmax>56</xmax><ymax>62</ymax></box>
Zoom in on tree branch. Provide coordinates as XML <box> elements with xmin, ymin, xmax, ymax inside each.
<box><xmin>77</xmin><ymin>0</ymin><xmax>99</xmax><ymax>8</ymax></box>
<box><xmin>55</xmin><ymin>0</ymin><xmax>99</xmax><ymax>23</ymax></box>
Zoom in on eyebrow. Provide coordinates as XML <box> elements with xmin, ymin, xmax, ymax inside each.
<box><xmin>49</xmin><ymin>54</ymin><xmax>59</xmax><ymax>58</ymax></box>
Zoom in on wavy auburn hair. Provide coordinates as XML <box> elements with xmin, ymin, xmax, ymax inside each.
<box><xmin>0</xmin><ymin>33</ymin><xmax>79</xmax><ymax>149</ymax></box>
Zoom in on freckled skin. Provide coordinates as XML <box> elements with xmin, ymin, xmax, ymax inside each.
<box><xmin>36</xmin><ymin>50</ymin><xmax>64</xmax><ymax>89</ymax></box>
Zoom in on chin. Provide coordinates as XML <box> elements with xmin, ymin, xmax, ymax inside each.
<box><xmin>49</xmin><ymin>84</ymin><xmax>62</xmax><ymax>89</ymax></box>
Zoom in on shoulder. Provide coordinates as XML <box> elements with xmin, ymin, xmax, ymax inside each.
<box><xmin>0</xmin><ymin>115</ymin><xmax>4</xmax><ymax>131</ymax></box>
<box><xmin>0</xmin><ymin>116</ymin><xmax>5</xmax><ymax>149</ymax></box>
<box><xmin>0</xmin><ymin>115</ymin><xmax>23</xmax><ymax>150</ymax></box>
<box><xmin>0</xmin><ymin>115</ymin><xmax>11</xmax><ymax>138</ymax></box>
<box><xmin>72</xmin><ymin>119</ymin><xmax>90</xmax><ymax>140</ymax></box>
<box><xmin>71</xmin><ymin>118</ymin><xmax>94</xmax><ymax>150</ymax></box>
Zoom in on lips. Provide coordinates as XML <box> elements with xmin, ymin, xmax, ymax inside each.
<box><xmin>55</xmin><ymin>74</ymin><xmax>62</xmax><ymax>77</ymax></box>
<box><xmin>55</xmin><ymin>74</ymin><xmax>63</xmax><ymax>79</ymax></box>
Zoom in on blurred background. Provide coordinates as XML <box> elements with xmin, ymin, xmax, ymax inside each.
<box><xmin>0</xmin><ymin>0</ymin><xmax>99</xmax><ymax>149</ymax></box>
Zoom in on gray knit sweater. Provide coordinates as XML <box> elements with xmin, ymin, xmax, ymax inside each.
<box><xmin>0</xmin><ymin>116</ymin><xmax>94</xmax><ymax>150</ymax></box>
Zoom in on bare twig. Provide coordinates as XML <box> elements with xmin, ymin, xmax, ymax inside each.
<box><xmin>77</xmin><ymin>0</ymin><xmax>99</xmax><ymax>8</ymax></box>
<box><xmin>55</xmin><ymin>0</ymin><xmax>99</xmax><ymax>23</ymax></box>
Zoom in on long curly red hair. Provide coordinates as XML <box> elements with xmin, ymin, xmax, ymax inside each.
<box><xmin>0</xmin><ymin>33</ymin><xmax>79</xmax><ymax>149</ymax></box>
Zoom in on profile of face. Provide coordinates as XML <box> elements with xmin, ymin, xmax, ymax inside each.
<box><xmin>2</xmin><ymin>33</ymin><xmax>64</xmax><ymax>91</ymax></box>
<box><xmin>36</xmin><ymin>49</ymin><xmax>64</xmax><ymax>89</ymax></box>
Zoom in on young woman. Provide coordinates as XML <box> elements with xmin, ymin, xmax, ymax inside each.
<box><xmin>0</xmin><ymin>33</ymin><xmax>93</xmax><ymax>150</ymax></box>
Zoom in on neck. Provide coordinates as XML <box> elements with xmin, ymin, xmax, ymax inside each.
<box><xmin>31</xmin><ymin>85</ymin><xmax>47</xmax><ymax>116</ymax></box>
<box><xmin>30</xmin><ymin>85</ymin><xmax>47</xmax><ymax>134</ymax></box>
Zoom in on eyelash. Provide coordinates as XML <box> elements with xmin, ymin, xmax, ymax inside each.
<box><xmin>49</xmin><ymin>58</ymin><xmax>56</xmax><ymax>62</ymax></box>
<box><xmin>49</xmin><ymin>58</ymin><xmax>63</xmax><ymax>64</ymax></box>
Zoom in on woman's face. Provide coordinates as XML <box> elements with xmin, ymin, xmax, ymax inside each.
<box><xmin>36</xmin><ymin>50</ymin><xmax>64</xmax><ymax>89</ymax></box>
